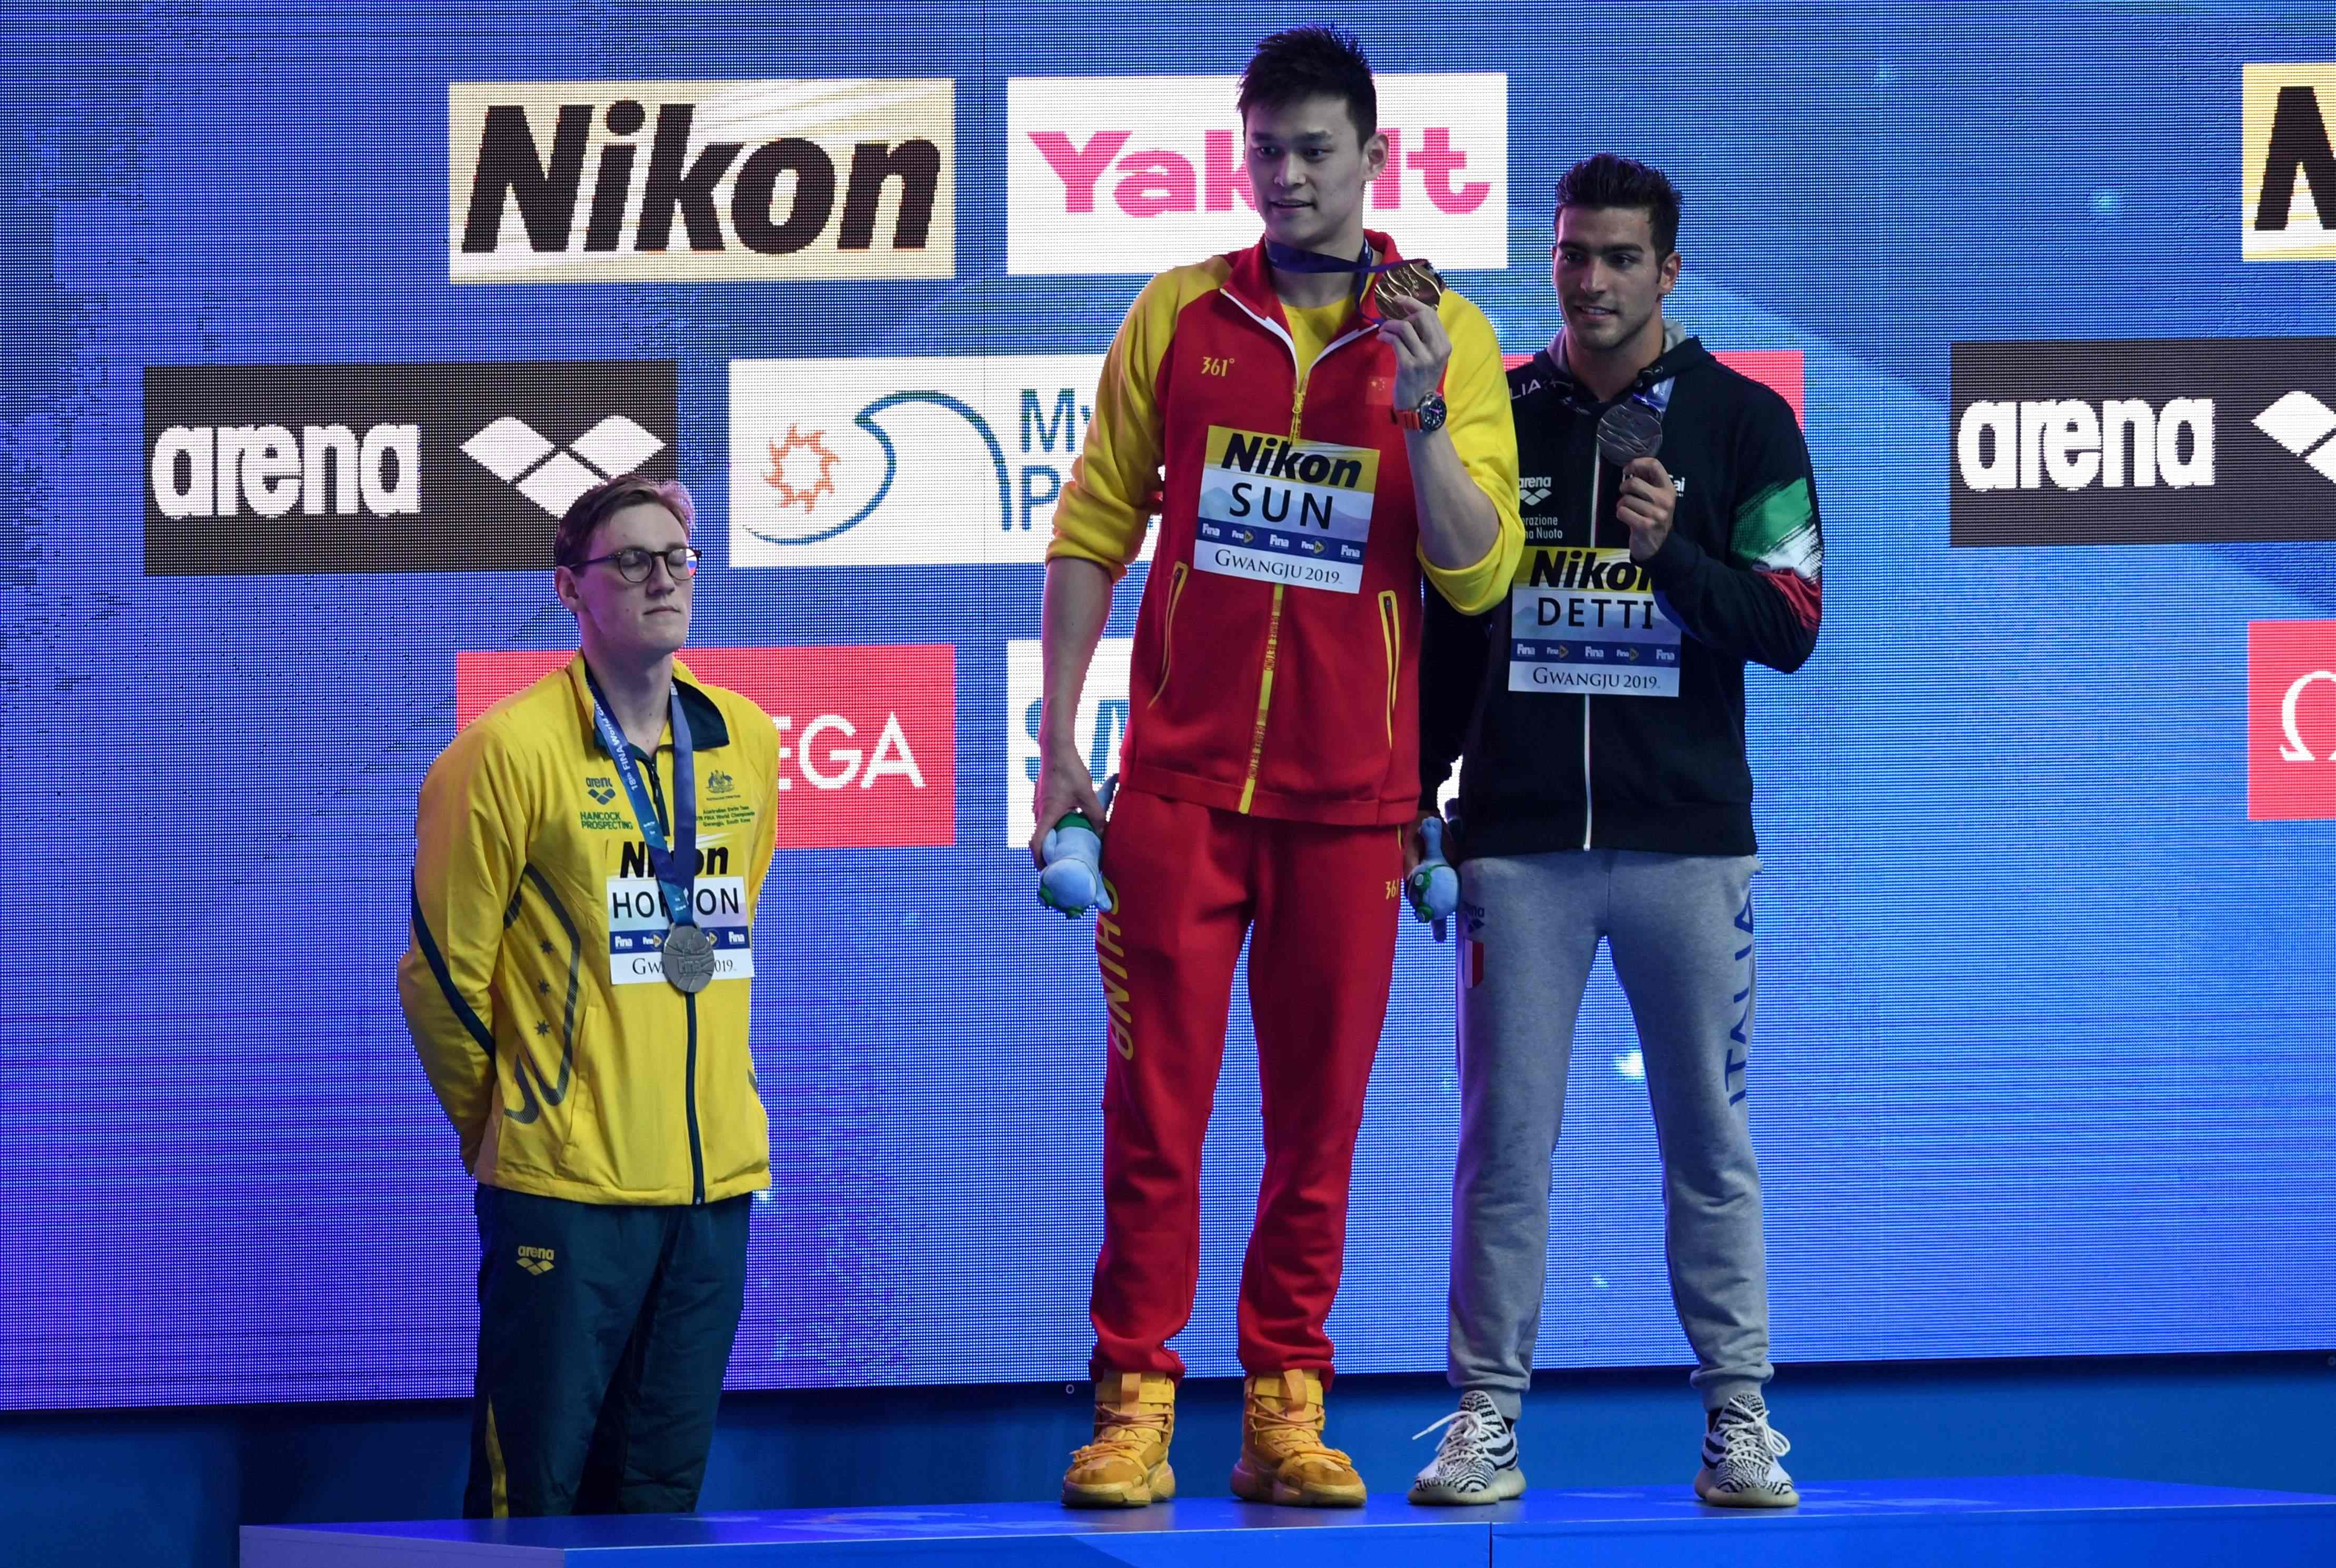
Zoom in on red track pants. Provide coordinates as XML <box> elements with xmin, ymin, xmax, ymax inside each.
<box><xmin>1087</xmin><ymin>788</ymin><xmax>1402</xmax><ymax>1381</ymax></box>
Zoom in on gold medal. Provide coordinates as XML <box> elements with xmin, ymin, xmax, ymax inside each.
<box><xmin>1375</xmin><ymin>259</ymin><xmax>1444</xmax><ymax>311</ymax></box>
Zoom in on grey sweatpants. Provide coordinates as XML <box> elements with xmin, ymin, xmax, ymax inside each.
<box><xmin>1447</xmin><ymin>849</ymin><xmax>1773</xmax><ymax>1420</ymax></box>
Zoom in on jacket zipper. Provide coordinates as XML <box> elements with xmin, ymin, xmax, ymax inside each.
<box><xmin>1219</xmin><ymin>289</ymin><xmax>1374</xmax><ymax>815</ymax></box>
<box><xmin>685</xmin><ymin>993</ymin><xmax>704</xmax><ymax>1204</ymax></box>
<box><xmin>1581</xmin><ymin>445</ymin><xmax>1600</xmax><ymax>850</ymax></box>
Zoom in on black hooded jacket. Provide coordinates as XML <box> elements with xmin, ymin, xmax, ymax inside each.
<box><xmin>1420</xmin><ymin>331</ymin><xmax>1823</xmax><ymax>859</ymax></box>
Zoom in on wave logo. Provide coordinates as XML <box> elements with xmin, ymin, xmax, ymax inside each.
<box><xmin>729</xmin><ymin>355</ymin><xmax>1153</xmax><ymax>569</ymax></box>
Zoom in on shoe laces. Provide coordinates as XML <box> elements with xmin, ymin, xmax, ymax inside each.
<box><xmin>1710</xmin><ymin>1398</ymin><xmax>1790</xmax><ymax>1471</ymax></box>
<box><xmin>1074</xmin><ymin>1398</ymin><xmax>1171</xmax><ymax>1465</ymax></box>
<box><xmin>1249</xmin><ymin>1398</ymin><xmax>1352</xmax><ymax>1468</ymax></box>
<box><xmin>1412</xmin><ymin>1401</ymin><xmax>1502</xmax><ymax>1465</ymax></box>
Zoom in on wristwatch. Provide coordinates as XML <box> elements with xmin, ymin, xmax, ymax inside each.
<box><xmin>1392</xmin><ymin>392</ymin><xmax>1447</xmax><ymax>433</ymax></box>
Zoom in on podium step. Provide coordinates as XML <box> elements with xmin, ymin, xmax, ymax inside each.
<box><xmin>240</xmin><ymin>1476</ymin><xmax>2336</xmax><ymax>1567</ymax></box>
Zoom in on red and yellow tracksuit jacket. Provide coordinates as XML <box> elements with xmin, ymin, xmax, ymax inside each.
<box><xmin>1049</xmin><ymin>232</ymin><xmax>1522</xmax><ymax>826</ymax></box>
<box><xmin>398</xmin><ymin>653</ymin><xmax>778</xmax><ymax>1207</ymax></box>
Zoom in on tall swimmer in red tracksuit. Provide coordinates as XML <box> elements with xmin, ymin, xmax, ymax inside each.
<box><xmin>1028</xmin><ymin>25</ymin><xmax>1522</xmax><ymax>1510</ymax></box>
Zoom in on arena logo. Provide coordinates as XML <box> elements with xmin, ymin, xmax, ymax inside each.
<box><xmin>462</xmin><ymin>414</ymin><xmax>667</xmax><ymax>518</ymax></box>
<box><xmin>456</xmin><ymin>646</ymin><xmax>957</xmax><ymax>848</ymax></box>
<box><xmin>151</xmin><ymin>422</ymin><xmax>419</xmax><ymax>520</ymax></box>
<box><xmin>2248</xmin><ymin>621</ymin><xmax>2336</xmax><ymax>821</ymax></box>
<box><xmin>143</xmin><ymin>361</ymin><xmax>676</xmax><ymax>575</ymax></box>
<box><xmin>728</xmin><ymin>354</ymin><xmax>1156</xmax><ymax>570</ymax></box>
<box><xmin>451</xmin><ymin>81</ymin><xmax>955</xmax><ymax>283</ymax></box>
<box><xmin>2243</xmin><ymin>64</ymin><xmax>2336</xmax><ymax>262</ymax></box>
<box><xmin>1005</xmin><ymin>638</ymin><xmax>1131</xmax><ymax>846</ymax></box>
<box><xmin>1948</xmin><ymin>337</ymin><xmax>2336</xmax><ymax>545</ymax></box>
<box><xmin>1005</xmin><ymin>75</ymin><xmax>1506</xmax><ymax>276</ymax></box>
<box><xmin>1955</xmin><ymin>397</ymin><xmax>2216</xmax><ymax>492</ymax></box>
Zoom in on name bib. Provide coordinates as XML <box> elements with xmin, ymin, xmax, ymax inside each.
<box><xmin>606</xmin><ymin>876</ymin><xmax>754</xmax><ymax>986</ymax></box>
<box><xmin>1508</xmin><ymin>546</ymin><xmax>1682</xmax><ymax>697</ymax></box>
<box><xmin>1194</xmin><ymin>425</ymin><xmax>1378</xmax><ymax>594</ymax></box>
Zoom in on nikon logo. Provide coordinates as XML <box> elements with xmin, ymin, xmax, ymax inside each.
<box><xmin>1955</xmin><ymin>398</ymin><xmax>2215</xmax><ymax>493</ymax></box>
<box><xmin>619</xmin><ymin>842</ymin><xmax>731</xmax><ymax>879</ymax></box>
<box><xmin>450</xmin><ymin>81</ymin><xmax>955</xmax><ymax>282</ymax></box>
<box><xmin>1526</xmin><ymin>546</ymin><xmax>1654</xmax><ymax>591</ymax></box>
<box><xmin>1216</xmin><ymin>433</ymin><xmax>1365</xmax><ymax>490</ymax></box>
<box><xmin>2244</xmin><ymin>65</ymin><xmax>2336</xmax><ymax>262</ymax></box>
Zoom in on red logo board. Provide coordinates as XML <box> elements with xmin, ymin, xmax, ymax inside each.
<box><xmin>2248</xmin><ymin>621</ymin><xmax>2336</xmax><ymax>822</ymax></box>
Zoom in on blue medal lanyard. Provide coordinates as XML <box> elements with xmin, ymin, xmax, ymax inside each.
<box><xmin>589</xmin><ymin>679</ymin><xmax>697</xmax><ymax>930</ymax></box>
<box><xmin>1264</xmin><ymin>239</ymin><xmax>1386</xmax><ymax>311</ymax></box>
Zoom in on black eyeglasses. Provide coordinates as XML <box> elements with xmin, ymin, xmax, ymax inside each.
<box><xmin>570</xmin><ymin>546</ymin><xmax>702</xmax><ymax>583</ymax></box>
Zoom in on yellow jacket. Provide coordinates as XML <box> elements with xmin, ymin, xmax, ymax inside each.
<box><xmin>398</xmin><ymin>653</ymin><xmax>778</xmax><ymax>1206</ymax></box>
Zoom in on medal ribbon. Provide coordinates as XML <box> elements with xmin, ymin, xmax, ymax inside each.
<box><xmin>1263</xmin><ymin>239</ymin><xmax>1396</xmax><ymax>281</ymax></box>
<box><xmin>1264</xmin><ymin>239</ymin><xmax>1390</xmax><ymax>310</ymax></box>
<box><xmin>1264</xmin><ymin>240</ymin><xmax>1443</xmax><ymax>328</ymax></box>
<box><xmin>588</xmin><ymin>677</ymin><xmax>698</xmax><ymax>930</ymax></box>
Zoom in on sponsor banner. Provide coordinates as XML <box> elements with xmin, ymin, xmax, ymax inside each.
<box><xmin>730</xmin><ymin>354</ymin><xmax>1155</xmax><ymax>569</ymax></box>
<box><xmin>1501</xmin><ymin>349</ymin><xmax>1805</xmax><ymax>423</ymax></box>
<box><xmin>1006</xmin><ymin>74</ymin><xmax>1506</xmax><ymax>276</ymax></box>
<box><xmin>2248</xmin><ymin>620</ymin><xmax>2336</xmax><ymax>821</ymax></box>
<box><xmin>1194</xmin><ymin>425</ymin><xmax>1377</xmax><ymax>594</ymax></box>
<box><xmin>1507</xmin><ymin>547</ymin><xmax>1681</xmax><ymax>697</ymax></box>
<box><xmin>1005</xmin><ymin>637</ymin><xmax>1132</xmax><ymax>845</ymax></box>
<box><xmin>2243</xmin><ymin>64</ymin><xmax>2336</xmax><ymax>262</ymax></box>
<box><xmin>1948</xmin><ymin>336</ymin><xmax>2336</xmax><ymax>545</ymax></box>
<box><xmin>606</xmin><ymin>877</ymin><xmax>755</xmax><ymax>986</ymax></box>
<box><xmin>143</xmin><ymin>360</ymin><xmax>676</xmax><ymax>576</ymax></box>
<box><xmin>456</xmin><ymin>645</ymin><xmax>956</xmax><ymax>847</ymax></box>
<box><xmin>450</xmin><ymin>80</ymin><xmax>954</xmax><ymax>282</ymax></box>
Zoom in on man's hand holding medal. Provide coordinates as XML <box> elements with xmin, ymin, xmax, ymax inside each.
<box><xmin>1372</xmin><ymin>260</ymin><xmax>1450</xmax><ymax>412</ymax></box>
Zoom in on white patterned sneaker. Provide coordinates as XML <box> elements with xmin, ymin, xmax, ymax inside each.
<box><xmin>1407</xmin><ymin>1390</ymin><xmax>1526</xmax><ymax>1505</ymax></box>
<box><xmin>1695</xmin><ymin>1392</ymin><xmax>1798</xmax><ymax>1507</ymax></box>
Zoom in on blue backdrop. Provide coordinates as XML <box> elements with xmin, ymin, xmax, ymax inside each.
<box><xmin>4</xmin><ymin>1</ymin><xmax>2333</xmax><ymax>1410</ymax></box>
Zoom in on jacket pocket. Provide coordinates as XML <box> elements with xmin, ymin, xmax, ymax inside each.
<box><xmin>701</xmin><ymin>1039</ymin><xmax>772</xmax><ymax>1194</ymax></box>
<box><xmin>1377</xmin><ymin>590</ymin><xmax>1401</xmax><ymax>745</ymax></box>
<box><xmin>1149</xmin><ymin>561</ymin><xmax>1190</xmax><ymax>707</ymax></box>
<box><xmin>490</xmin><ymin>989</ymin><xmax>596</xmax><ymax>1183</ymax></box>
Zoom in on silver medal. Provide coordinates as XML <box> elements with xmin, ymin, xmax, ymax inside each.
<box><xmin>660</xmin><ymin>922</ymin><xmax>718</xmax><ymax>995</ymax></box>
<box><xmin>1597</xmin><ymin>398</ymin><xmax>1665</xmax><ymax>466</ymax></box>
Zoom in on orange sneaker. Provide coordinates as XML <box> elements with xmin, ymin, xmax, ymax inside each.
<box><xmin>1061</xmin><ymin>1370</ymin><xmax>1177</xmax><ymax>1508</ymax></box>
<box><xmin>1230</xmin><ymin>1368</ymin><xmax>1367</xmax><ymax>1506</ymax></box>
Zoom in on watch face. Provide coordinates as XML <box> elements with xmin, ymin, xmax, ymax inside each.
<box><xmin>1418</xmin><ymin>393</ymin><xmax>1448</xmax><ymax>431</ymax></box>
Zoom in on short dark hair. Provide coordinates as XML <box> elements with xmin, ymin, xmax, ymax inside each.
<box><xmin>555</xmin><ymin>472</ymin><xmax>694</xmax><ymax>568</ymax></box>
<box><xmin>1238</xmin><ymin>25</ymin><xmax>1377</xmax><ymax>143</ymax></box>
<box><xmin>1555</xmin><ymin>154</ymin><xmax>1683</xmax><ymax>256</ymax></box>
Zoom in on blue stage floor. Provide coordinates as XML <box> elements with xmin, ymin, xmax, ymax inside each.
<box><xmin>240</xmin><ymin>1476</ymin><xmax>2336</xmax><ymax>1567</ymax></box>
